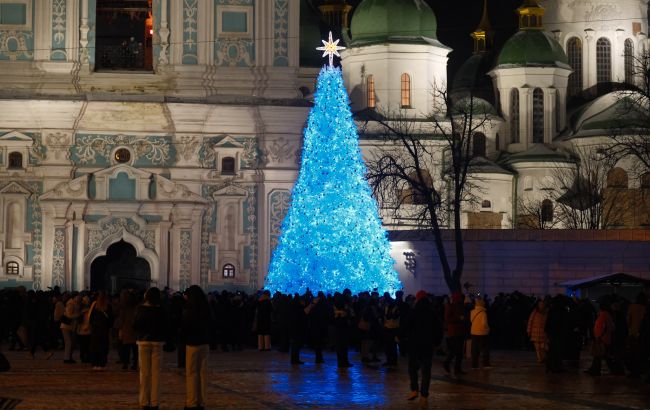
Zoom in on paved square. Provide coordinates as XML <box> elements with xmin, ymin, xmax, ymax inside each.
<box><xmin>0</xmin><ymin>348</ymin><xmax>648</xmax><ymax>409</ymax></box>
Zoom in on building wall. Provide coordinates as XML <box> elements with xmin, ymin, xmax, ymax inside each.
<box><xmin>392</xmin><ymin>229</ymin><xmax>650</xmax><ymax>297</ymax></box>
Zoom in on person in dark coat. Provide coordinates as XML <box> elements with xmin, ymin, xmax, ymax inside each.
<box><xmin>406</xmin><ymin>290</ymin><xmax>442</xmax><ymax>405</ymax></box>
<box><xmin>134</xmin><ymin>287</ymin><xmax>168</xmax><ymax>410</ymax></box>
<box><xmin>289</xmin><ymin>295</ymin><xmax>308</xmax><ymax>365</ymax></box>
<box><xmin>255</xmin><ymin>290</ymin><xmax>273</xmax><ymax>351</ymax></box>
<box><xmin>89</xmin><ymin>291</ymin><xmax>114</xmax><ymax>370</ymax></box>
<box><xmin>332</xmin><ymin>293</ymin><xmax>353</xmax><ymax>368</ymax></box>
<box><xmin>307</xmin><ymin>292</ymin><xmax>329</xmax><ymax>364</ymax></box>
<box><xmin>443</xmin><ymin>291</ymin><xmax>467</xmax><ymax>376</ymax></box>
<box><xmin>181</xmin><ymin>285</ymin><xmax>212</xmax><ymax>410</ymax></box>
<box><xmin>382</xmin><ymin>294</ymin><xmax>400</xmax><ymax>366</ymax></box>
<box><xmin>545</xmin><ymin>295</ymin><xmax>568</xmax><ymax>373</ymax></box>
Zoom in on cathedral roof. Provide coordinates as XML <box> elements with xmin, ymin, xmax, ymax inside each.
<box><xmin>452</xmin><ymin>52</ymin><xmax>496</xmax><ymax>104</ymax></box>
<box><xmin>504</xmin><ymin>144</ymin><xmax>575</xmax><ymax>165</ymax></box>
<box><xmin>562</xmin><ymin>92</ymin><xmax>650</xmax><ymax>139</ymax></box>
<box><xmin>349</xmin><ymin>0</ymin><xmax>438</xmax><ymax>46</ymax></box>
<box><xmin>495</xmin><ymin>30</ymin><xmax>569</xmax><ymax>69</ymax></box>
<box><xmin>469</xmin><ymin>157</ymin><xmax>513</xmax><ymax>175</ymax></box>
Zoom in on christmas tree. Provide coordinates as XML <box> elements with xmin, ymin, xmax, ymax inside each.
<box><xmin>265</xmin><ymin>33</ymin><xmax>401</xmax><ymax>295</ymax></box>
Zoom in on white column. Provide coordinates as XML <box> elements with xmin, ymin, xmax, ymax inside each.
<box><xmin>521</xmin><ymin>88</ymin><xmax>531</xmax><ymax>149</ymax></box>
<box><xmin>545</xmin><ymin>88</ymin><xmax>555</xmax><ymax>143</ymax></box>
<box><xmin>74</xmin><ymin>221</ymin><xmax>85</xmax><ymax>290</ymax></box>
<box><xmin>158</xmin><ymin>0</ymin><xmax>170</xmax><ymax>66</ymax></box>
<box><xmin>80</xmin><ymin>0</ymin><xmax>90</xmax><ymax>65</ymax></box>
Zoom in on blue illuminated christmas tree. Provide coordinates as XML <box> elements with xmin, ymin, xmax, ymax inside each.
<box><xmin>265</xmin><ymin>33</ymin><xmax>401</xmax><ymax>295</ymax></box>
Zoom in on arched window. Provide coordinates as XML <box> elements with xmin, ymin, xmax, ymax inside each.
<box><xmin>6</xmin><ymin>261</ymin><xmax>19</xmax><ymax>275</ymax></box>
<box><xmin>567</xmin><ymin>37</ymin><xmax>582</xmax><ymax>97</ymax></box>
<box><xmin>640</xmin><ymin>172</ymin><xmax>650</xmax><ymax>188</ymax></box>
<box><xmin>510</xmin><ymin>88</ymin><xmax>520</xmax><ymax>143</ymax></box>
<box><xmin>366</xmin><ymin>75</ymin><xmax>376</xmax><ymax>109</ymax></box>
<box><xmin>8</xmin><ymin>152</ymin><xmax>22</xmax><ymax>169</ymax></box>
<box><xmin>541</xmin><ymin>199</ymin><xmax>554</xmax><ymax>222</ymax></box>
<box><xmin>400</xmin><ymin>73</ymin><xmax>411</xmax><ymax>108</ymax></box>
<box><xmin>481</xmin><ymin>199</ymin><xmax>491</xmax><ymax>209</ymax></box>
<box><xmin>532</xmin><ymin>88</ymin><xmax>544</xmax><ymax>143</ymax></box>
<box><xmin>222</xmin><ymin>263</ymin><xmax>235</xmax><ymax>278</ymax></box>
<box><xmin>221</xmin><ymin>157</ymin><xmax>235</xmax><ymax>174</ymax></box>
<box><xmin>624</xmin><ymin>39</ymin><xmax>634</xmax><ymax>84</ymax></box>
<box><xmin>596</xmin><ymin>38</ymin><xmax>611</xmax><ymax>84</ymax></box>
<box><xmin>607</xmin><ymin>167</ymin><xmax>628</xmax><ymax>188</ymax></box>
<box><xmin>472</xmin><ymin>133</ymin><xmax>486</xmax><ymax>158</ymax></box>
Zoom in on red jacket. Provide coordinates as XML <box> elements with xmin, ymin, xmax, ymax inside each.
<box><xmin>593</xmin><ymin>310</ymin><xmax>615</xmax><ymax>346</ymax></box>
<box><xmin>445</xmin><ymin>301</ymin><xmax>466</xmax><ymax>337</ymax></box>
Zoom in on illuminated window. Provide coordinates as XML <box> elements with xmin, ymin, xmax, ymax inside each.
<box><xmin>366</xmin><ymin>75</ymin><xmax>376</xmax><ymax>109</ymax></box>
<box><xmin>624</xmin><ymin>39</ymin><xmax>634</xmax><ymax>84</ymax></box>
<box><xmin>532</xmin><ymin>88</ymin><xmax>544</xmax><ymax>143</ymax></box>
<box><xmin>8</xmin><ymin>151</ymin><xmax>22</xmax><ymax>169</ymax></box>
<box><xmin>596</xmin><ymin>38</ymin><xmax>611</xmax><ymax>84</ymax></box>
<box><xmin>6</xmin><ymin>261</ymin><xmax>19</xmax><ymax>275</ymax></box>
<box><xmin>222</xmin><ymin>157</ymin><xmax>236</xmax><ymax>174</ymax></box>
<box><xmin>510</xmin><ymin>89</ymin><xmax>519</xmax><ymax>143</ymax></box>
<box><xmin>541</xmin><ymin>199</ymin><xmax>553</xmax><ymax>222</ymax></box>
<box><xmin>222</xmin><ymin>263</ymin><xmax>235</xmax><ymax>278</ymax></box>
<box><xmin>400</xmin><ymin>73</ymin><xmax>411</xmax><ymax>108</ymax></box>
<box><xmin>567</xmin><ymin>37</ymin><xmax>582</xmax><ymax>97</ymax></box>
<box><xmin>114</xmin><ymin>148</ymin><xmax>131</xmax><ymax>164</ymax></box>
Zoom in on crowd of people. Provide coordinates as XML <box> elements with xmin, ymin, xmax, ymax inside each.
<box><xmin>0</xmin><ymin>285</ymin><xmax>649</xmax><ymax>409</ymax></box>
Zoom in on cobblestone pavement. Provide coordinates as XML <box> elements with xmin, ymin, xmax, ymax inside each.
<box><xmin>0</xmin><ymin>346</ymin><xmax>648</xmax><ymax>409</ymax></box>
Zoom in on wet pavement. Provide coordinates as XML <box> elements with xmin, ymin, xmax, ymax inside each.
<box><xmin>0</xmin><ymin>346</ymin><xmax>648</xmax><ymax>409</ymax></box>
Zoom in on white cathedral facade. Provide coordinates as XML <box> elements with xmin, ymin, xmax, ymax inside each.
<box><xmin>0</xmin><ymin>0</ymin><xmax>648</xmax><ymax>293</ymax></box>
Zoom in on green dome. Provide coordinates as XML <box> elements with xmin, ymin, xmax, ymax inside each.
<box><xmin>496</xmin><ymin>30</ymin><xmax>569</xmax><ymax>69</ymax></box>
<box><xmin>350</xmin><ymin>0</ymin><xmax>437</xmax><ymax>47</ymax></box>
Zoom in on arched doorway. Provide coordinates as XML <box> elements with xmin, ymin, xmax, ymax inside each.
<box><xmin>90</xmin><ymin>240</ymin><xmax>151</xmax><ymax>293</ymax></box>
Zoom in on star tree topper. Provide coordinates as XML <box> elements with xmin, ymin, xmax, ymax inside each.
<box><xmin>316</xmin><ymin>31</ymin><xmax>346</xmax><ymax>67</ymax></box>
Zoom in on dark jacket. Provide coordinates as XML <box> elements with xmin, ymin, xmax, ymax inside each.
<box><xmin>181</xmin><ymin>307</ymin><xmax>212</xmax><ymax>346</ymax></box>
<box><xmin>133</xmin><ymin>304</ymin><xmax>168</xmax><ymax>342</ymax></box>
<box><xmin>406</xmin><ymin>298</ymin><xmax>443</xmax><ymax>350</ymax></box>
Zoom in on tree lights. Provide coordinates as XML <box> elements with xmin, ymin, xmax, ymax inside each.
<box><xmin>265</xmin><ymin>37</ymin><xmax>400</xmax><ymax>295</ymax></box>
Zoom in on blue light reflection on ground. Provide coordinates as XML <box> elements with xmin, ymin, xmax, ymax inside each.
<box><xmin>268</xmin><ymin>353</ymin><xmax>388</xmax><ymax>408</ymax></box>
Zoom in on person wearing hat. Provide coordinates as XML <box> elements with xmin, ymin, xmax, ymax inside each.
<box><xmin>405</xmin><ymin>290</ymin><xmax>442</xmax><ymax>405</ymax></box>
<box><xmin>470</xmin><ymin>298</ymin><xmax>491</xmax><ymax>369</ymax></box>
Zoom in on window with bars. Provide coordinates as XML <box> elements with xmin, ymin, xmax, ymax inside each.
<box><xmin>533</xmin><ymin>88</ymin><xmax>544</xmax><ymax>143</ymax></box>
<box><xmin>366</xmin><ymin>75</ymin><xmax>376</xmax><ymax>109</ymax></box>
<box><xmin>567</xmin><ymin>37</ymin><xmax>582</xmax><ymax>96</ymax></box>
<box><xmin>6</xmin><ymin>261</ymin><xmax>19</xmax><ymax>275</ymax></box>
<box><xmin>400</xmin><ymin>73</ymin><xmax>411</xmax><ymax>108</ymax></box>
<box><xmin>222</xmin><ymin>264</ymin><xmax>235</xmax><ymax>278</ymax></box>
<box><xmin>624</xmin><ymin>39</ymin><xmax>634</xmax><ymax>84</ymax></box>
<box><xmin>596</xmin><ymin>38</ymin><xmax>611</xmax><ymax>83</ymax></box>
<box><xmin>510</xmin><ymin>89</ymin><xmax>520</xmax><ymax>143</ymax></box>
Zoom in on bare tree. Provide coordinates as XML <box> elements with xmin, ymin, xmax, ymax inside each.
<box><xmin>365</xmin><ymin>88</ymin><xmax>493</xmax><ymax>293</ymax></box>
<box><xmin>515</xmin><ymin>197</ymin><xmax>560</xmax><ymax>229</ymax></box>
<box><xmin>602</xmin><ymin>49</ymin><xmax>650</xmax><ymax>177</ymax></box>
<box><xmin>516</xmin><ymin>149</ymin><xmax>627</xmax><ymax>229</ymax></box>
